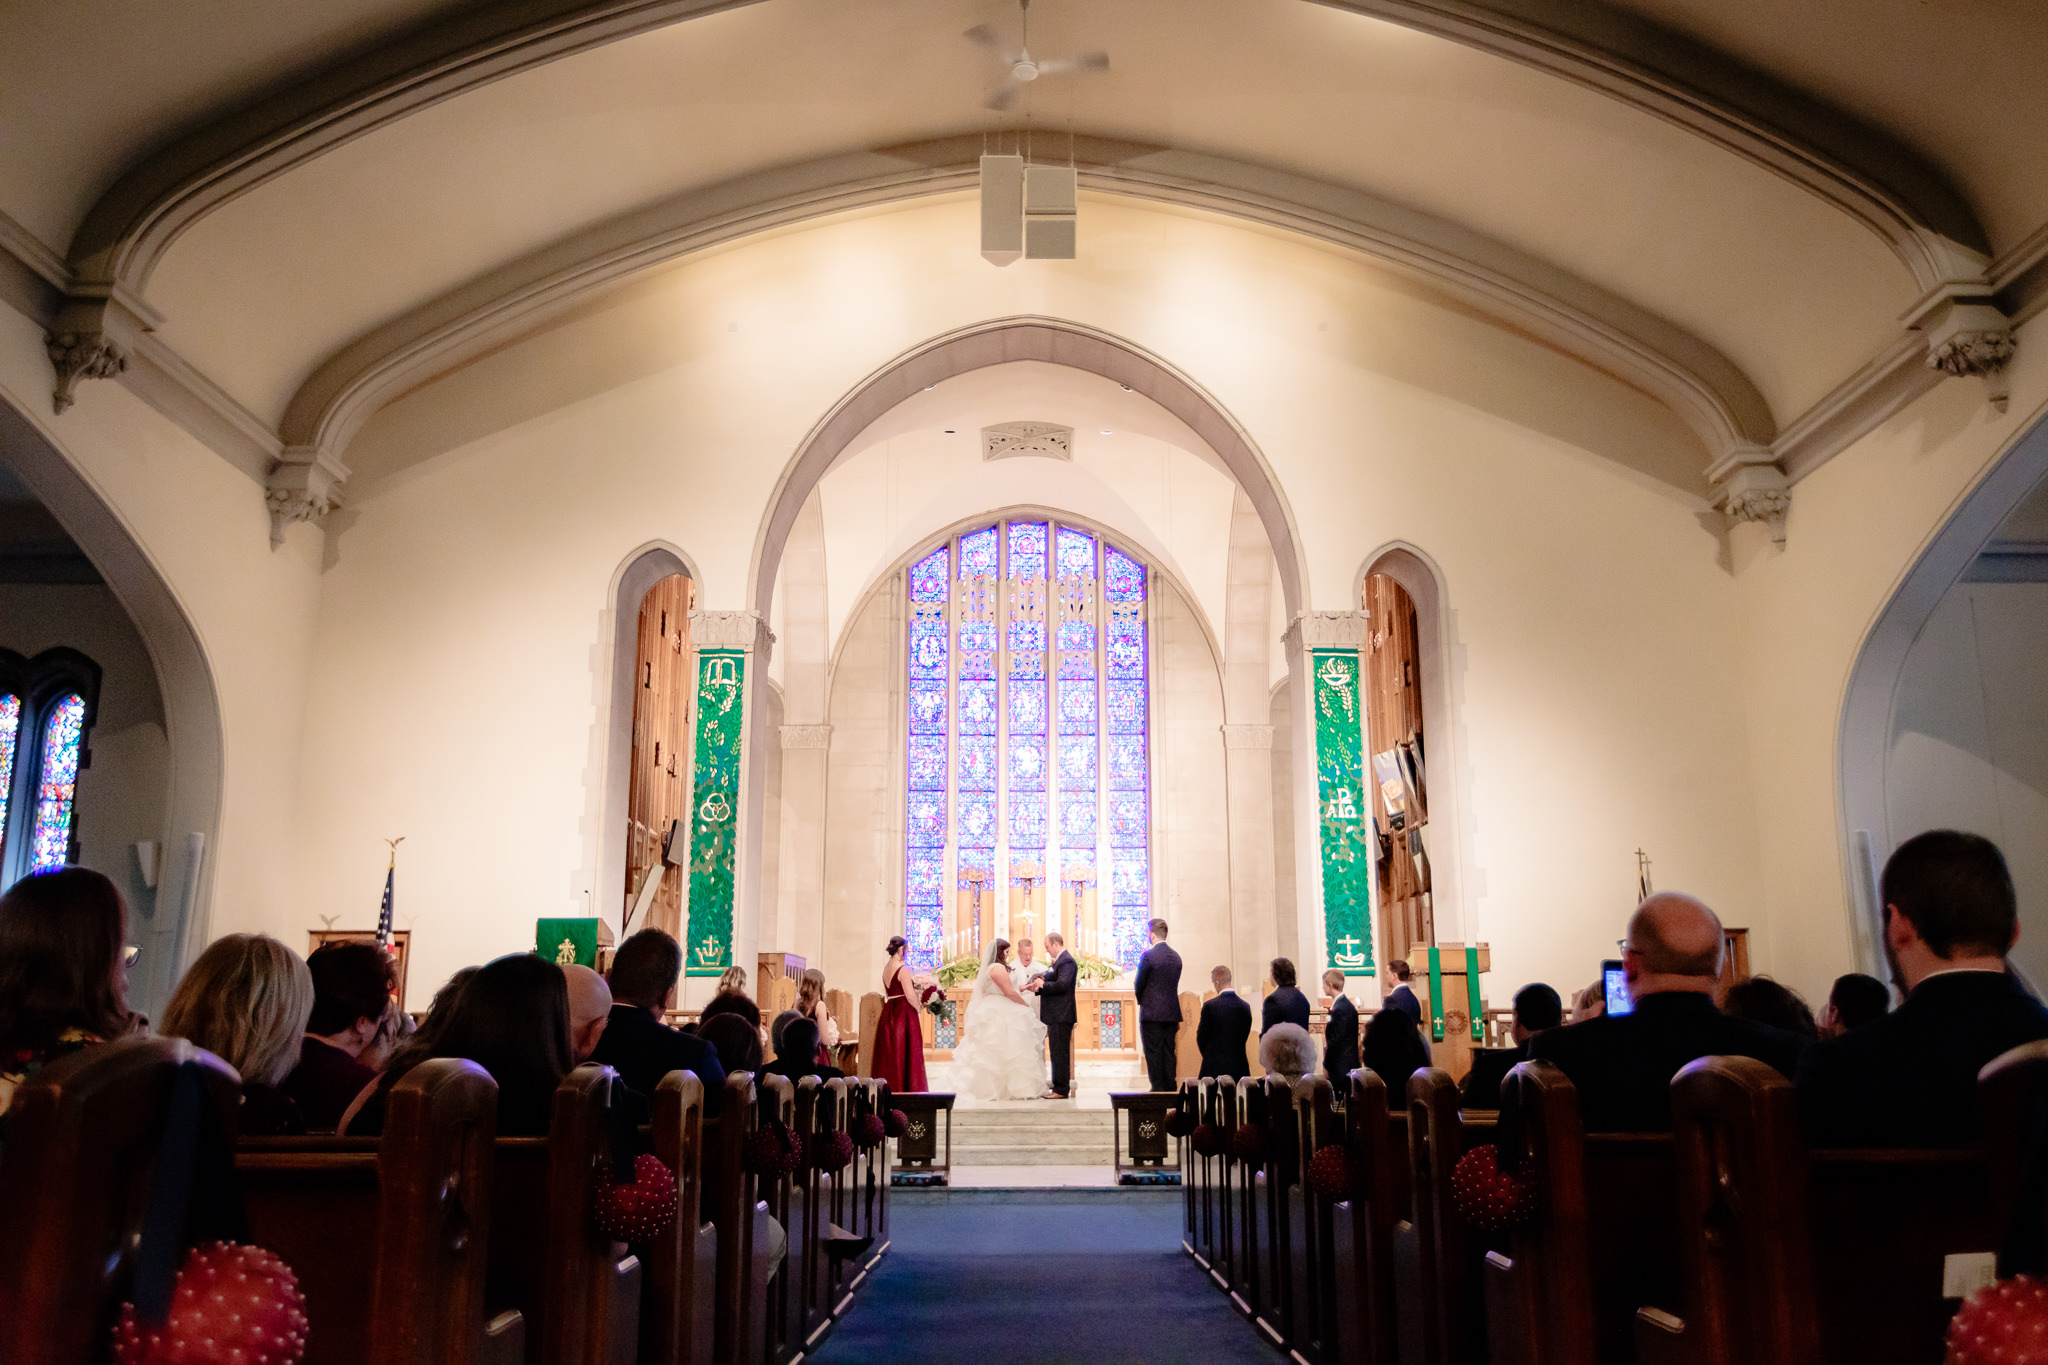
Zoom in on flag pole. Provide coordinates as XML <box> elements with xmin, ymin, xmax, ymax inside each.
<box><xmin>378</xmin><ymin>837</ymin><xmax>404</xmax><ymax>951</ymax></box>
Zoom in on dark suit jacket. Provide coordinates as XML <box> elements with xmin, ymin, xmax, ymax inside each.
<box><xmin>1197</xmin><ymin>990</ymin><xmax>1254</xmax><ymax>1078</ymax></box>
<box><xmin>1459</xmin><ymin>1043</ymin><xmax>1528</xmax><ymax>1111</ymax></box>
<box><xmin>1385</xmin><ymin>984</ymin><xmax>1423</xmax><ymax>1022</ymax></box>
<box><xmin>1527</xmin><ymin>991</ymin><xmax>1803</xmax><ymax>1131</ymax></box>
<box><xmin>1798</xmin><ymin>970</ymin><xmax>2048</xmax><ymax>1148</ymax></box>
<box><xmin>1324</xmin><ymin>995</ymin><xmax>1361</xmax><ymax>1081</ymax></box>
<box><xmin>1037</xmin><ymin>951</ymin><xmax>1079</xmax><ymax>1026</ymax></box>
<box><xmin>1263</xmin><ymin>986</ymin><xmax>1310</xmax><ymax>1034</ymax></box>
<box><xmin>1134</xmin><ymin>942</ymin><xmax>1183</xmax><ymax>1023</ymax></box>
<box><xmin>590</xmin><ymin>1003</ymin><xmax>728</xmax><ymax>1113</ymax></box>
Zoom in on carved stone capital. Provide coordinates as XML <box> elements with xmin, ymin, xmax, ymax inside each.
<box><xmin>43</xmin><ymin>285</ymin><xmax>161</xmax><ymax>415</ymax></box>
<box><xmin>45</xmin><ymin>332</ymin><xmax>126</xmax><ymax>414</ymax></box>
<box><xmin>690</xmin><ymin>609</ymin><xmax>774</xmax><ymax>656</ymax></box>
<box><xmin>1914</xmin><ymin>294</ymin><xmax>2015</xmax><ymax>410</ymax></box>
<box><xmin>1220</xmin><ymin>724</ymin><xmax>1275</xmax><ymax>750</ymax></box>
<box><xmin>265</xmin><ymin>444</ymin><xmax>350</xmax><ymax>547</ymax></box>
<box><xmin>779</xmin><ymin>724</ymin><xmax>833</xmax><ymax>750</ymax></box>
<box><xmin>1714</xmin><ymin>462</ymin><xmax>1791</xmax><ymax>546</ymax></box>
<box><xmin>1283</xmin><ymin>609</ymin><xmax>1371</xmax><ymax>653</ymax></box>
<box><xmin>983</xmin><ymin>421</ymin><xmax>1074</xmax><ymax>461</ymax></box>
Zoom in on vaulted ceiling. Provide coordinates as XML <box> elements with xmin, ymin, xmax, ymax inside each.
<box><xmin>4</xmin><ymin>0</ymin><xmax>2043</xmax><ymax>537</ymax></box>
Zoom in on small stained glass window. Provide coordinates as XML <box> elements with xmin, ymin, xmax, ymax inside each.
<box><xmin>30</xmin><ymin>693</ymin><xmax>86</xmax><ymax>873</ymax></box>
<box><xmin>0</xmin><ymin>694</ymin><xmax>19</xmax><ymax>849</ymax></box>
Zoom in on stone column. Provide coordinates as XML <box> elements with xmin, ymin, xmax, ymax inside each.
<box><xmin>777</xmin><ymin>724</ymin><xmax>832</xmax><ymax>964</ymax></box>
<box><xmin>1279</xmin><ymin>609</ymin><xmax>1372</xmax><ymax>976</ymax></box>
<box><xmin>774</xmin><ymin>494</ymin><xmax>832</xmax><ymax>964</ymax></box>
<box><xmin>1221</xmin><ymin>723</ymin><xmax>1279</xmax><ymax>992</ymax></box>
<box><xmin>683</xmin><ymin>608</ymin><xmax>773</xmax><ymax>1006</ymax></box>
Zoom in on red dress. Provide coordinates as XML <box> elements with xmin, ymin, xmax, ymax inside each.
<box><xmin>870</xmin><ymin>967</ymin><xmax>929</xmax><ymax>1095</ymax></box>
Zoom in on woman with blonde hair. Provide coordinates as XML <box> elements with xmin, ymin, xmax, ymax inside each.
<box><xmin>795</xmin><ymin>966</ymin><xmax>840</xmax><ymax>1066</ymax></box>
<box><xmin>161</xmin><ymin>933</ymin><xmax>316</xmax><ymax>1135</ymax></box>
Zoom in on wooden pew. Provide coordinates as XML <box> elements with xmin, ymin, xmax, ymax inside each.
<box><xmin>488</xmin><ymin>1063</ymin><xmax>645</xmax><ymax>1365</ymax></box>
<box><xmin>1331</xmin><ymin>1069</ymin><xmax>1407</xmax><ymax>1365</ymax></box>
<box><xmin>1250</xmin><ymin>1074</ymin><xmax>1308</xmax><ymax>1349</ymax></box>
<box><xmin>1480</xmin><ymin>1060</ymin><xmax>1676</xmax><ymax>1365</ymax></box>
<box><xmin>836</xmin><ymin>1078</ymin><xmax>890</xmax><ymax>1282</ymax></box>
<box><xmin>641</xmin><ymin>1070</ymin><xmax>712</xmax><ymax>1365</ymax></box>
<box><xmin>238</xmin><ymin>1059</ymin><xmax>525</xmax><ymax>1365</ymax></box>
<box><xmin>1642</xmin><ymin>1047</ymin><xmax>2042</xmax><ymax>1365</ymax></box>
<box><xmin>1397</xmin><ymin>1069</ymin><xmax>1496</xmax><ymax>1365</ymax></box>
<box><xmin>1178</xmin><ymin>1079</ymin><xmax>1203</xmax><ymax>1262</ymax></box>
<box><xmin>0</xmin><ymin>1036</ymin><xmax>242</xmax><ymax>1365</ymax></box>
<box><xmin>1293</xmin><ymin>1076</ymin><xmax>1345</xmax><ymax>1365</ymax></box>
<box><xmin>1230</xmin><ymin>1076</ymin><xmax>1266</xmax><ymax>1323</ymax></box>
<box><xmin>754</xmin><ymin>1074</ymin><xmax>799</xmax><ymax>1365</ymax></box>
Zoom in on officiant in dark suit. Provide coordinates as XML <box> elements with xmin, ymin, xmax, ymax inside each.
<box><xmin>1134</xmin><ymin>919</ymin><xmax>1183</xmax><ymax>1091</ymax></box>
<box><xmin>1030</xmin><ymin>931</ymin><xmax>1080</xmax><ymax>1098</ymax></box>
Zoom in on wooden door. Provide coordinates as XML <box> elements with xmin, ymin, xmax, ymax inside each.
<box><xmin>628</xmin><ymin>574</ymin><xmax>694</xmax><ymax>938</ymax></box>
<box><xmin>1363</xmin><ymin>573</ymin><xmax>1430</xmax><ymax>964</ymax></box>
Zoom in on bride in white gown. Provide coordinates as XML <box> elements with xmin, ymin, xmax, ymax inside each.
<box><xmin>953</xmin><ymin>938</ymin><xmax>1049</xmax><ymax>1101</ymax></box>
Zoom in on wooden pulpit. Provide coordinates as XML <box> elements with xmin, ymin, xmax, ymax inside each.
<box><xmin>1408</xmin><ymin>941</ymin><xmax>1490</xmax><ymax>1081</ymax></box>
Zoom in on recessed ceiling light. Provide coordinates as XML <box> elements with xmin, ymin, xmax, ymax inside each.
<box><xmin>944</xmin><ymin>429</ymin><xmax>956</xmax><ymax>434</ymax></box>
<box><xmin>924</xmin><ymin>385</ymin><xmax>937</xmax><ymax>391</ymax></box>
<box><xmin>1120</xmin><ymin>384</ymin><xmax>1132</xmax><ymax>391</ymax></box>
<box><xmin>1100</xmin><ymin>429</ymin><xmax>1113</xmax><ymax>435</ymax></box>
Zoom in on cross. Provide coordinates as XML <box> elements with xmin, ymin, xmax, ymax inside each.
<box><xmin>1337</xmin><ymin>934</ymin><xmax>1361</xmax><ymax>957</ymax></box>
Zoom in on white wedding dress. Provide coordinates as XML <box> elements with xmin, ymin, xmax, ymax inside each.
<box><xmin>953</xmin><ymin>944</ymin><xmax>1050</xmax><ymax>1101</ymax></box>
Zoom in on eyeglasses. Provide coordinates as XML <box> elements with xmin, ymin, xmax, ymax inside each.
<box><xmin>1615</xmin><ymin>940</ymin><xmax>1635</xmax><ymax>956</ymax></box>
<box><xmin>122</xmin><ymin>944</ymin><xmax>141</xmax><ymax>967</ymax></box>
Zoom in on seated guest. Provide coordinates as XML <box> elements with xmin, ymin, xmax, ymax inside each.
<box><xmin>1362</xmin><ymin>1006</ymin><xmax>1432</xmax><ymax>1108</ymax></box>
<box><xmin>0</xmin><ymin>868</ymin><xmax>141</xmax><ymax>1132</ymax></box>
<box><xmin>1722</xmin><ymin>975</ymin><xmax>1819</xmax><ymax>1042</ymax></box>
<box><xmin>563</xmin><ymin>963</ymin><xmax>611</xmax><ymax>1060</ymax></box>
<box><xmin>1323</xmin><ymin>969</ymin><xmax>1361</xmax><ymax>1084</ymax></box>
<box><xmin>1799</xmin><ymin>830</ymin><xmax>2048</xmax><ymax>1147</ymax></box>
<box><xmin>1530</xmin><ymin>893</ymin><xmax>1802</xmax><ymax>1131</ymax></box>
<box><xmin>796</xmin><ymin>967</ymin><xmax>840</xmax><ymax>1063</ymax></box>
<box><xmin>160</xmin><ymin>934</ymin><xmax>315</xmax><ymax>1135</ymax></box>
<box><xmin>1383</xmin><ymin>960</ymin><xmax>1423</xmax><ymax>1022</ymax></box>
<box><xmin>1262</xmin><ymin>958</ymin><xmax>1310</xmax><ymax>1034</ymax></box>
<box><xmin>343</xmin><ymin>953</ymin><xmax>573</xmax><ymax>1137</ymax></box>
<box><xmin>285</xmin><ymin>942</ymin><xmax>397</xmax><ymax>1131</ymax></box>
<box><xmin>762</xmin><ymin>1018</ymin><xmax>843</xmax><ymax>1085</ymax></box>
<box><xmin>1819</xmin><ymin>972</ymin><xmax>1890</xmax><ymax>1038</ymax></box>
<box><xmin>1260</xmin><ymin>1023</ymin><xmax>1316</xmax><ymax>1086</ymax></box>
<box><xmin>592</xmin><ymin>928</ymin><xmax>724</xmax><ymax>1109</ymax></box>
<box><xmin>1197</xmin><ymin>966</ymin><xmax>1253</xmax><ymax>1079</ymax></box>
<box><xmin>769</xmin><ymin>1009</ymin><xmax>803</xmax><ymax>1059</ymax></box>
<box><xmin>1461</xmin><ymin>982</ymin><xmax>1563</xmax><ymax>1110</ymax></box>
<box><xmin>699</xmin><ymin>977</ymin><xmax>764</xmax><ymax>1032</ymax></box>
<box><xmin>698</xmin><ymin>1012</ymin><xmax>763</xmax><ymax>1077</ymax></box>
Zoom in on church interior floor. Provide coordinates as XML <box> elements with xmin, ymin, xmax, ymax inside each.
<box><xmin>808</xmin><ymin>1189</ymin><xmax>1278</xmax><ymax>1364</ymax></box>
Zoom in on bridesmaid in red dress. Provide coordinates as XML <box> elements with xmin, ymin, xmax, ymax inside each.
<box><xmin>871</xmin><ymin>935</ymin><xmax>933</xmax><ymax>1094</ymax></box>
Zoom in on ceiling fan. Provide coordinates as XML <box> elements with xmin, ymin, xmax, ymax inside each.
<box><xmin>965</xmin><ymin>0</ymin><xmax>1109</xmax><ymax>112</ymax></box>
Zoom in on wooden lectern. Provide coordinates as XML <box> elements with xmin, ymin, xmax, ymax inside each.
<box><xmin>1408</xmin><ymin>941</ymin><xmax>1490</xmax><ymax>1080</ymax></box>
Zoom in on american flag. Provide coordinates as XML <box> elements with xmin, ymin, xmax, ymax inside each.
<box><xmin>376</xmin><ymin>863</ymin><xmax>395</xmax><ymax>952</ymax></box>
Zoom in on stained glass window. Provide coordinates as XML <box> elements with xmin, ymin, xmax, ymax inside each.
<box><xmin>903</xmin><ymin>518</ymin><xmax>1152</xmax><ymax>972</ymax></box>
<box><xmin>30</xmin><ymin>693</ymin><xmax>86</xmax><ymax>873</ymax></box>
<box><xmin>0</xmin><ymin>695</ymin><xmax>18</xmax><ymax>851</ymax></box>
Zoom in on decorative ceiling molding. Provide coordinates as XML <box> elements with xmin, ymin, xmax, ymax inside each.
<box><xmin>282</xmin><ymin>136</ymin><xmax>1776</xmax><ymax>498</ymax></box>
<box><xmin>982</xmin><ymin>421</ymin><xmax>1074</xmax><ymax>461</ymax></box>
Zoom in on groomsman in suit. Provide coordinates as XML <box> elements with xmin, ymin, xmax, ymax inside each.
<box><xmin>1322</xmin><ymin>968</ymin><xmax>1361</xmax><ymax>1083</ymax></box>
<box><xmin>1134</xmin><ymin>919</ymin><xmax>1184</xmax><ymax>1091</ymax></box>
<box><xmin>1197</xmin><ymin>965</ymin><xmax>1253</xmax><ymax>1079</ymax></box>
<box><xmin>1263</xmin><ymin>957</ymin><xmax>1311</xmax><ymax>1033</ymax></box>
<box><xmin>1031</xmin><ymin>932</ymin><xmax>1080</xmax><ymax>1098</ymax></box>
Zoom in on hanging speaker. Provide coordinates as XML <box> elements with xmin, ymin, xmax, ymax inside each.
<box><xmin>980</xmin><ymin>154</ymin><xmax>1024</xmax><ymax>266</ymax></box>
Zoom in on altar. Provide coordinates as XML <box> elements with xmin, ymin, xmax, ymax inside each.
<box><xmin>919</xmin><ymin>985</ymin><xmax>1143</xmax><ymax>1061</ymax></box>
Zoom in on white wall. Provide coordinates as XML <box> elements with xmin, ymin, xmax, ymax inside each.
<box><xmin>1887</xmin><ymin>578</ymin><xmax>2048</xmax><ymax>985</ymax></box>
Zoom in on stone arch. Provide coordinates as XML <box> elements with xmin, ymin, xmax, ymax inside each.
<box><xmin>1838</xmin><ymin>409</ymin><xmax>2048</xmax><ymax>976</ymax></box>
<box><xmin>1355</xmin><ymin>540</ymin><xmax>1473</xmax><ymax>945</ymax></box>
<box><xmin>0</xmin><ymin>395</ymin><xmax>225</xmax><ymax>1014</ymax></box>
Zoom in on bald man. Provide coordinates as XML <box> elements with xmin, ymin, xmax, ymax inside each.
<box><xmin>1527</xmin><ymin>893</ymin><xmax>1804</xmax><ymax>1131</ymax></box>
<box><xmin>563</xmin><ymin>963</ymin><xmax>613</xmax><ymax>1062</ymax></box>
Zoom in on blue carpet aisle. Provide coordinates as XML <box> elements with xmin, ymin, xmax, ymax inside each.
<box><xmin>809</xmin><ymin>1189</ymin><xmax>1278</xmax><ymax>1365</ymax></box>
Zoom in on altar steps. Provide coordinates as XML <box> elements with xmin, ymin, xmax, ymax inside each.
<box><xmin>948</xmin><ymin>1106</ymin><xmax>1118</xmax><ymax>1166</ymax></box>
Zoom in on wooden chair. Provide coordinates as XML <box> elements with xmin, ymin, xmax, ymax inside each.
<box><xmin>640</xmin><ymin>1070</ymin><xmax>712</xmax><ymax>1365</ymax></box>
<box><xmin>1397</xmin><ymin>1069</ymin><xmax>1495</xmax><ymax>1365</ymax></box>
<box><xmin>488</xmin><ymin>1064</ymin><xmax>644</xmax><ymax>1365</ymax></box>
<box><xmin>239</xmin><ymin>1058</ymin><xmax>525</xmax><ymax>1365</ymax></box>
<box><xmin>1480</xmin><ymin>1060</ymin><xmax>1675</xmax><ymax>1365</ymax></box>
<box><xmin>0</xmin><ymin>1036</ymin><xmax>242</xmax><ymax>1365</ymax></box>
<box><xmin>1332</xmin><ymin>1069</ymin><xmax>1407</xmax><ymax>1365</ymax></box>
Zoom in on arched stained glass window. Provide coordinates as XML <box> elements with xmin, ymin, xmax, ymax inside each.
<box><xmin>0</xmin><ymin>694</ymin><xmax>19</xmax><ymax>850</ymax></box>
<box><xmin>30</xmin><ymin>693</ymin><xmax>86</xmax><ymax>873</ymax></box>
<box><xmin>902</xmin><ymin>518</ymin><xmax>1152</xmax><ymax>972</ymax></box>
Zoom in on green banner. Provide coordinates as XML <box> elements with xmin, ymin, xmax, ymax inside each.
<box><xmin>684</xmin><ymin>648</ymin><xmax>745</xmax><ymax>977</ymax></box>
<box><xmin>537</xmin><ymin>918</ymin><xmax>600</xmax><ymax>968</ymax></box>
<box><xmin>1312</xmin><ymin>648</ymin><xmax>1374</xmax><ymax>977</ymax></box>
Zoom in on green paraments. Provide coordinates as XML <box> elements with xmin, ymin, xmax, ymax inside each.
<box><xmin>684</xmin><ymin>649</ymin><xmax>745</xmax><ymax>977</ymax></box>
<box><xmin>1312</xmin><ymin>648</ymin><xmax>1375</xmax><ymax>978</ymax></box>
<box><xmin>537</xmin><ymin>918</ymin><xmax>600</xmax><ymax>968</ymax></box>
